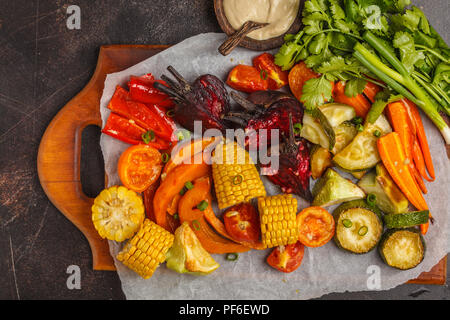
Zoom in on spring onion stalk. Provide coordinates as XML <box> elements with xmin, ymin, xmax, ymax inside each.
<box><xmin>354</xmin><ymin>34</ymin><xmax>450</xmax><ymax>145</ymax></box>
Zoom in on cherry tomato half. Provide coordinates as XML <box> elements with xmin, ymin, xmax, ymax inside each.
<box><xmin>267</xmin><ymin>241</ymin><xmax>305</xmax><ymax>273</ymax></box>
<box><xmin>296</xmin><ymin>206</ymin><xmax>335</xmax><ymax>248</ymax></box>
<box><xmin>118</xmin><ymin>144</ymin><xmax>163</xmax><ymax>193</ymax></box>
<box><xmin>223</xmin><ymin>203</ymin><xmax>260</xmax><ymax>243</ymax></box>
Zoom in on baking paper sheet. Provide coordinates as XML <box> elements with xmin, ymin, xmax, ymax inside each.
<box><xmin>99</xmin><ymin>33</ymin><xmax>450</xmax><ymax>300</ymax></box>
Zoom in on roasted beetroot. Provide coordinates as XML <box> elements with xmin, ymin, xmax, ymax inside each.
<box><xmin>153</xmin><ymin>66</ymin><xmax>230</xmax><ymax>133</ymax></box>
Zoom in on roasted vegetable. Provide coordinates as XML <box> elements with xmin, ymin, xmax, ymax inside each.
<box><xmin>266</xmin><ymin>241</ymin><xmax>305</xmax><ymax>273</ymax></box>
<box><xmin>310</xmin><ymin>145</ymin><xmax>332</xmax><ymax>179</ymax></box>
<box><xmin>226</xmin><ymin>64</ymin><xmax>269</xmax><ymax>93</ymax></box>
<box><xmin>333</xmin><ymin>200</ymin><xmax>383</xmax><ymax>254</ymax></box>
<box><xmin>258</xmin><ymin>194</ymin><xmax>299</xmax><ymax>248</ymax></box>
<box><xmin>128</xmin><ymin>73</ymin><xmax>174</xmax><ymax>108</ymax></box>
<box><xmin>118</xmin><ymin>145</ymin><xmax>163</xmax><ymax>193</ymax></box>
<box><xmin>383</xmin><ymin>211</ymin><xmax>430</xmax><ymax>229</ymax></box>
<box><xmin>253</xmin><ymin>52</ymin><xmax>289</xmax><ymax>90</ymax></box>
<box><xmin>116</xmin><ymin>219</ymin><xmax>174</xmax><ymax>279</ymax></box>
<box><xmin>312</xmin><ymin>168</ymin><xmax>365</xmax><ymax>207</ymax></box>
<box><xmin>166</xmin><ymin>222</ymin><xmax>220</xmax><ymax>275</ymax></box>
<box><xmin>212</xmin><ymin>141</ymin><xmax>266</xmax><ymax>210</ymax></box>
<box><xmin>153</xmin><ymin>66</ymin><xmax>231</xmax><ymax>133</ymax></box>
<box><xmin>333</xmin><ymin>115</ymin><xmax>392</xmax><ymax>172</ymax></box>
<box><xmin>357</xmin><ymin>167</ymin><xmax>409</xmax><ymax>215</ymax></box>
<box><xmin>296</xmin><ymin>206</ymin><xmax>335</xmax><ymax>248</ymax></box>
<box><xmin>223</xmin><ymin>203</ymin><xmax>260</xmax><ymax>243</ymax></box>
<box><xmin>91</xmin><ymin>186</ymin><xmax>145</xmax><ymax>242</ymax></box>
<box><xmin>379</xmin><ymin>228</ymin><xmax>426</xmax><ymax>270</ymax></box>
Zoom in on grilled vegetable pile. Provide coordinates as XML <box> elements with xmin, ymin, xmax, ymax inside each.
<box><xmin>92</xmin><ymin>0</ymin><xmax>447</xmax><ymax>280</ymax></box>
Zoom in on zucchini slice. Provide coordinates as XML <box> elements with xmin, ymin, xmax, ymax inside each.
<box><xmin>332</xmin><ymin>121</ymin><xmax>358</xmax><ymax>154</ymax></box>
<box><xmin>301</xmin><ymin>113</ymin><xmax>330</xmax><ymax>149</ymax></box>
<box><xmin>310</xmin><ymin>145</ymin><xmax>333</xmax><ymax>179</ymax></box>
<box><xmin>383</xmin><ymin>211</ymin><xmax>429</xmax><ymax>229</ymax></box>
<box><xmin>333</xmin><ymin>200</ymin><xmax>383</xmax><ymax>254</ymax></box>
<box><xmin>332</xmin><ymin>115</ymin><xmax>392</xmax><ymax>172</ymax></box>
<box><xmin>379</xmin><ymin>228</ymin><xmax>425</xmax><ymax>270</ymax></box>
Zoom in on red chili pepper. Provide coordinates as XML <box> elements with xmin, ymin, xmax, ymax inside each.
<box><xmin>102</xmin><ymin>113</ymin><xmax>171</xmax><ymax>149</ymax></box>
<box><xmin>128</xmin><ymin>73</ymin><xmax>174</xmax><ymax>108</ymax></box>
<box><xmin>226</xmin><ymin>65</ymin><xmax>269</xmax><ymax>93</ymax></box>
<box><xmin>252</xmin><ymin>53</ymin><xmax>289</xmax><ymax>90</ymax></box>
<box><xmin>107</xmin><ymin>85</ymin><xmax>174</xmax><ymax>141</ymax></box>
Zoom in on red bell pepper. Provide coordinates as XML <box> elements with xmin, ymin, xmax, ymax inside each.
<box><xmin>128</xmin><ymin>73</ymin><xmax>174</xmax><ymax>108</ymax></box>
<box><xmin>102</xmin><ymin>113</ymin><xmax>171</xmax><ymax>149</ymax></box>
<box><xmin>226</xmin><ymin>65</ymin><xmax>269</xmax><ymax>93</ymax></box>
<box><xmin>107</xmin><ymin>85</ymin><xmax>176</xmax><ymax>141</ymax></box>
<box><xmin>252</xmin><ymin>53</ymin><xmax>289</xmax><ymax>90</ymax></box>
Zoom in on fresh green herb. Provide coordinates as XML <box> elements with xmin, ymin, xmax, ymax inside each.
<box><xmin>342</xmin><ymin>219</ymin><xmax>353</xmax><ymax>228</ymax></box>
<box><xmin>373</xmin><ymin>130</ymin><xmax>381</xmax><ymax>138</ymax></box>
<box><xmin>161</xmin><ymin>152</ymin><xmax>170</xmax><ymax>163</ymax></box>
<box><xmin>358</xmin><ymin>226</ymin><xmax>369</xmax><ymax>236</ymax></box>
<box><xmin>197</xmin><ymin>200</ymin><xmax>209</xmax><ymax>211</ymax></box>
<box><xmin>356</xmin><ymin>123</ymin><xmax>364</xmax><ymax>132</ymax></box>
<box><xmin>351</xmin><ymin>116</ymin><xmax>363</xmax><ymax>125</ymax></box>
<box><xmin>260</xmin><ymin>69</ymin><xmax>268</xmax><ymax>80</ymax></box>
<box><xmin>225</xmin><ymin>253</ymin><xmax>239</xmax><ymax>261</ymax></box>
<box><xmin>192</xmin><ymin>220</ymin><xmax>201</xmax><ymax>231</ymax></box>
<box><xmin>293</xmin><ymin>123</ymin><xmax>303</xmax><ymax>134</ymax></box>
<box><xmin>300</xmin><ymin>76</ymin><xmax>334</xmax><ymax>110</ymax></box>
<box><xmin>142</xmin><ymin>130</ymin><xmax>155</xmax><ymax>144</ymax></box>
<box><xmin>367</xmin><ymin>193</ymin><xmax>377</xmax><ymax>206</ymax></box>
<box><xmin>345</xmin><ymin>78</ymin><xmax>367</xmax><ymax>97</ymax></box>
<box><xmin>232</xmin><ymin>174</ymin><xmax>243</xmax><ymax>185</ymax></box>
<box><xmin>184</xmin><ymin>181</ymin><xmax>194</xmax><ymax>190</ymax></box>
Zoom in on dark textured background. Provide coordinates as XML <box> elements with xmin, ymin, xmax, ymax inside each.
<box><xmin>0</xmin><ymin>0</ymin><xmax>448</xmax><ymax>300</ymax></box>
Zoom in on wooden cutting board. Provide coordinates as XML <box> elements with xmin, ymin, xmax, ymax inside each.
<box><xmin>37</xmin><ymin>45</ymin><xmax>447</xmax><ymax>284</ymax></box>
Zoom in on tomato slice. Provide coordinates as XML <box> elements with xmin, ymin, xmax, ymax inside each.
<box><xmin>118</xmin><ymin>145</ymin><xmax>163</xmax><ymax>193</ymax></box>
<box><xmin>226</xmin><ymin>65</ymin><xmax>269</xmax><ymax>93</ymax></box>
<box><xmin>266</xmin><ymin>241</ymin><xmax>305</xmax><ymax>273</ymax></box>
<box><xmin>223</xmin><ymin>203</ymin><xmax>260</xmax><ymax>243</ymax></box>
<box><xmin>297</xmin><ymin>206</ymin><xmax>335</xmax><ymax>248</ymax></box>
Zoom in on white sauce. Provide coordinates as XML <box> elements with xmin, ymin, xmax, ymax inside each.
<box><xmin>223</xmin><ymin>0</ymin><xmax>300</xmax><ymax>40</ymax></box>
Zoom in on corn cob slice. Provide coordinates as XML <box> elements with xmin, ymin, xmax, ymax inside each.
<box><xmin>258</xmin><ymin>194</ymin><xmax>299</xmax><ymax>248</ymax></box>
<box><xmin>212</xmin><ymin>141</ymin><xmax>266</xmax><ymax>209</ymax></box>
<box><xmin>91</xmin><ymin>186</ymin><xmax>145</xmax><ymax>242</ymax></box>
<box><xmin>117</xmin><ymin>219</ymin><xmax>174</xmax><ymax>279</ymax></box>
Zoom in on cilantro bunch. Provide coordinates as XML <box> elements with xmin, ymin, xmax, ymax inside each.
<box><xmin>275</xmin><ymin>0</ymin><xmax>450</xmax><ymax>144</ymax></box>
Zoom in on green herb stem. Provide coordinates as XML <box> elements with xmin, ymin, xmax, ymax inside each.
<box><xmin>414</xmin><ymin>44</ymin><xmax>450</xmax><ymax>63</ymax></box>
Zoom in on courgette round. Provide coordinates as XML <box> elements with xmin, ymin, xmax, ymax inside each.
<box><xmin>333</xmin><ymin>200</ymin><xmax>383</xmax><ymax>254</ymax></box>
<box><xmin>383</xmin><ymin>211</ymin><xmax>429</xmax><ymax>229</ymax></box>
<box><xmin>379</xmin><ymin>228</ymin><xmax>425</xmax><ymax>270</ymax></box>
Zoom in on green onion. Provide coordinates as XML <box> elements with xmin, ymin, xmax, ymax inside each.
<box><xmin>173</xmin><ymin>213</ymin><xmax>179</xmax><ymax>220</ymax></box>
<box><xmin>161</xmin><ymin>152</ymin><xmax>170</xmax><ymax>163</ymax></box>
<box><xmin>342</xmin><ymin>219</ymin><xmax>353</xmax><ymax>228</ymax></box>
<box><xmin>232</xmin><ymin>174</ymin><xmax>243</xmax><ymax>185</ymax></box>
<box><xmin>367</xmin><ymin>193</ymin><xmax>377</xmax><ymax>206</ymax></box>
<box><xmin>179</xmin><ymin>187</ymin><xmax>187</xmax><ymax>196</ymax></box>
<box><xmin>184</xmin><ymin>181</ymin><xmax>194</xmax><ymax>190</ymax></box>
<box><xmin>356</xmin><ymin>124</ymin><xmax>364</xmax><ymax>132</ymax></box>
<box><xmin>225</xmin><ymin>253</ymin><xmax>239</xmax><ymax>261</ymax></box>
<box><xmin>358</xmin><ymin>226</ymin><xmax>368</xmax><ymax>236</ymax></box>
<box><xmin>197</xmin><ymin>200</ymin><xmax>209</xmax><ymax>211</ymax></box>
<box><xmin>351</xmin><ymin>116</ymin><xmax>363</xmax><ymax>125</ymax></box>
<box><xmin>176</xmin><ymin>129</ymin><xmax>191</xmax><ymax>141</ymax></box>
<box><xmin>142</xmin><ymin>130</ymin><xmax>155</xmax><ymax>144</ymax></box>
<box><xmin>373</xmin><ymin>130</ymin><xmax>381</xmax><ymax>138</ymax></box>
<box><xmin>166</xmin><ymin>109</ymin><xmax>175</xmax><ymax>117</ymax></box>
<box><xmin>192</xmin><ymin>220</ymin><xmax>201</xmax><ymax>231</ymax></box>
<box><xmin>293</xmin><ymin>123</ymin><xmax>303</xmax><ymax>135</ymax></box>
<box><xmin>260</xmin><ymin>69</ymin><xmax>268</xmax><ymax>80</ymax></box>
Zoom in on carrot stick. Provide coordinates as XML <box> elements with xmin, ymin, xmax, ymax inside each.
<box><xmin>377</xmin><ymin>132</ymin><xmax>428</xmax><ymax>211</ymax></box>
<box><xmin>412</xmin><ymin>165</ymin><xmax>427</xmax><ymax>194</ymax></box>
<box><xmin>333</xmin><ymin>81</ymin><xmax>372</xmax><ymax>118</ymax></box>
<box><xmin>386</xmin><ymin>102</ymin><xmax>415</xmax><ymax>164</ymax></box>
<box><xmin>413</xmin><ymin>139</ymin><xmax>434</xmax><ymax>182</ymax></box>
<box><xmin>402</xmin><ymin>99</ymin><xmax>435</xmax><ymax>180</ymax></box>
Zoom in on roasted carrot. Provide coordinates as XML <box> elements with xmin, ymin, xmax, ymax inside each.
<box><xmin>333</xmin><ymin>81</ymin><xmax>371</xmax><ymax>118</ymax></box>
<box><xmin>377</xmin><ymin>132</ymin><xmax>428</xmax><ymax>211</ymax></box>
<box><xmin>413</xmin><ymin>139</ymin><xmax>434</xmax><ymax>182</ymax></box>
<box><xmin>363</xmin><ymin>81</ymin><xmax>382</xmax><ymax>103</ymax></box>
<box><xmin>402</xmin><ymin>99</ymin><xmax>435</xmax><ymax>180</ymax></box>
<box><xmin>386</xmin><ymin>102</ymin><xmax>415</xmax><ymax>163</ymax></box>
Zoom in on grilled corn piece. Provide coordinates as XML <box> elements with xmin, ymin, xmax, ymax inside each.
<box><xmin>117</xmin><ymin>219</ymin><xmax>174</xmax><ymax>279</ymax></box>
<box><xmin>212</xmin><ymin>141</ymin><xmax>266</xmax><ymax>209</ymax></box>
<box><xmin>91</xmin><ymin>186</ymin><xmax>145</xmax><ymax>242</ymax></box>
<box><xmin>258</xmin><ymin>194</ymin><xmax>298</xmax><ymax>248</ymax></box>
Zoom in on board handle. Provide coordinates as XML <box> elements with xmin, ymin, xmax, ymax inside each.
<box><xmin>37</xmin><ymin>85</ymin><xmax>116</xmax><ymax>271</ymax></box>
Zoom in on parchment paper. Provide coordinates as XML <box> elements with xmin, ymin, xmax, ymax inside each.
<box><xmin>99</xmin><ymin>33</ymin><xmax>450</xmax><ymax>300</ymax></box>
